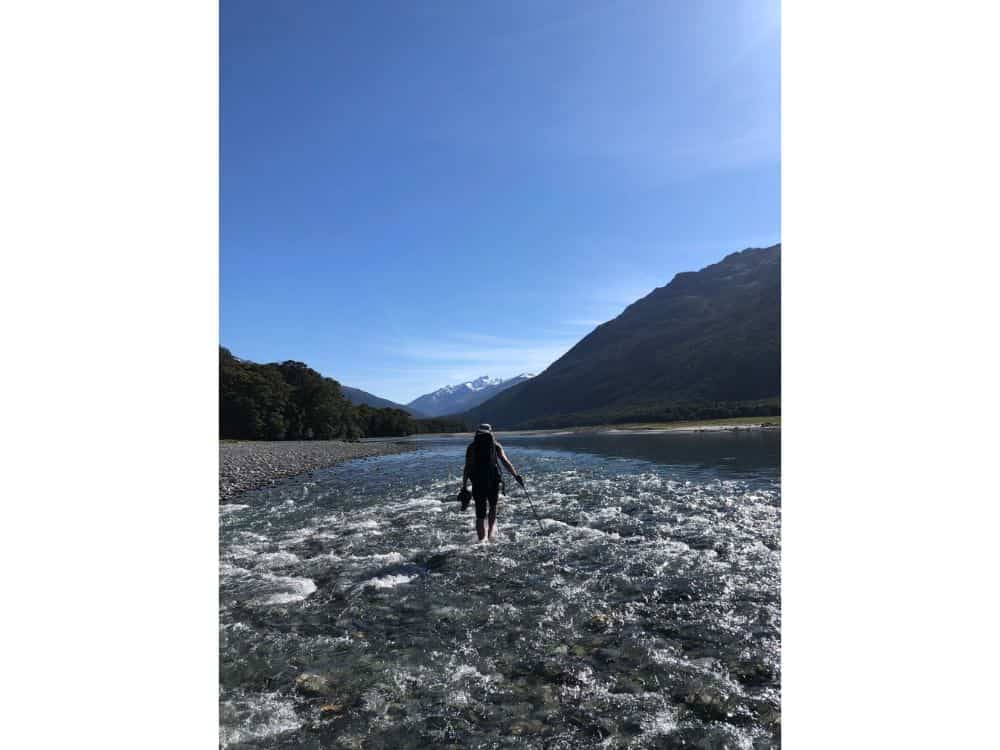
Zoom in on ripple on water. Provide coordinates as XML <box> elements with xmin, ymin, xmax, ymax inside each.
<box><xmin>360</xmin><ymin>573</ymin><xmax>418</xmax><ymax>590</ymax></box>
<box><xmin>254</xmin><ymin>575</ymin><xmax>317</xmax><ymax>606</ymax></box>
<box><xmin>221</xmin><ymin>564</ymin><xmax>318</xmax><ymax>607</ymax></box>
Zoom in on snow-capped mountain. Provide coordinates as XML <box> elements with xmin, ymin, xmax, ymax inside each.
<box><xmin>406</xmin><ymin>374</ymin><xmax>535</xmax><ymax>417</ymax></box>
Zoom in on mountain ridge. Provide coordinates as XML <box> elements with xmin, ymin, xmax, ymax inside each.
<box><xmin>340</xmin><ymin>385</ymin><xmax>425</xmax><ymax>417</ymax></box>
<box><xmin>463</xmin><ymin>244</ymin><xmax>780</xmax><ymax>428</ymax></box>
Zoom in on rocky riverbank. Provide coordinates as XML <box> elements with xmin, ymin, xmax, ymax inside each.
<box><xmin>220</xmin><ymin>440</ymin><xmax>417</xmax><ymax>501</ymax></box>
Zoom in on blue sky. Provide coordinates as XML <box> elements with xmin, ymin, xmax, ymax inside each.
<box><xmin>221</xmin><ymin>0</ymin><xmax>780</xmax><ymax>404</ymax></box>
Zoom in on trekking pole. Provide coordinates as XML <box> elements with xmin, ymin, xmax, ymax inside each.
<box><xmin>516</xmin><ymin>476</ymin><xmax>544</xmax><ymax>533</ymax></box>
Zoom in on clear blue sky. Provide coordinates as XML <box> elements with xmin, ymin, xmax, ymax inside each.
<box><xmin>221</xmin><ymin>0</ymin><xmax>780</xmax><ymax>404</ymax></box>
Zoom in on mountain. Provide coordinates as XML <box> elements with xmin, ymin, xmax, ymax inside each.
<box><xmin>464</xmin><ymin>244</ymin><xmax>780</xmax><ymax>428</ymax></box>
<box><xmin>407</xmin><ymin>373</ymin><xmax>535</xmax><ymax>417</ymax></box>
<box><xmin>340</xmin><ymin>385</ymin><xmax>425</xmax><ymax>416</ymax></box>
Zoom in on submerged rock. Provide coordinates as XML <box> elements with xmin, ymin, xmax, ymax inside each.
<box><xmin>509</xmin><ymin>719</ymin><xmax>546</xmax><ymax>735</ymax></box>
<box><xmin>585</xmin><ymin>717</ymin><xmax>616</xmax><ymax>739</ymax></box>
<box><xmin>680</xmin><ymin>685</ymin><xmax>735</xmax><ymax>722</ymax></box>
<box><xmin>732</xmin><ymin>659</ymin><xmax>778</xmax><ymax>687</ymax></box>
<box><xmin>653</xmin><ymin>726</ymin><xmax>750</xmax><ymax>749</ymax></box>
<box><xmin>621</xmin><ymin>714</ymin><xmax>645</xmax><ymax>735</ymax></box>
<box><xmin>295</xmin><ymin>672</ymin><xmax>336</xmax><ymax>696</ymax></box>
<box><xmin>594</xmin><ymin>647</ymin><xmax>622</xmax><ymax>664</ymax></box>
<box><xmin>587</xmin><ymin>613</ymin><xmax>611</xmax><ymax>632</ymax></box>
<box><xmin>611</xmin><ymin>677</ymin><xmax>645</xmax><ymax>695</ymax></box>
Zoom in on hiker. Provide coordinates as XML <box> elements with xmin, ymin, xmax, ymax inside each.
<box><xmin>460</xmin><ymin>423</ymin><xmax>522</xmax><ymax>542</ymax></box>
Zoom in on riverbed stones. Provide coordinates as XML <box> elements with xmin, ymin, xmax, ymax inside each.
<box><xmin>219</xmin><ymin>440</ymin><xmax>417</xmax><ymax>501</ymax></box>
<box><xmin>295</xmin><ymin>672</ymin><xmax>336</xmax><ymax>696</ymax></box>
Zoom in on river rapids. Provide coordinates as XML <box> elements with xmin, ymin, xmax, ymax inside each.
<box><xmin>220</xmin><ymin>431</ymin><xmax>780</xmax><ymax>749</ymax></box>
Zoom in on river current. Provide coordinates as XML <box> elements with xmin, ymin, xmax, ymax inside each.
<box><xmin>220</xmin><ymin>430</ymin><xmax>781</xmax><ymax>749</ymax></box>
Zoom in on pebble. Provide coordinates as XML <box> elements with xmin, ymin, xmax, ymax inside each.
<box><xmin>219</xmin><ymin>440</ymin><xmax>417</xmax><ymax>500</ymax></box>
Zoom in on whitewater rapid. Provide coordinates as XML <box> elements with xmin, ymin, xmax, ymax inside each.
<box><xmin>220</xmin><ymin>432</ymin><xmax>780</xmax><ymax>748</ymax></box>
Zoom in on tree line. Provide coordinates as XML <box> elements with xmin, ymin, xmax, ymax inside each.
<box><xmin>508</xmin><ymin>398</ymin><xmax>780</xmax><ymax>430</ymax></box>
<box><xmin>220</xmin><ymin>347</ymin><xmax>464</xmax><ymax>440</ymax></box>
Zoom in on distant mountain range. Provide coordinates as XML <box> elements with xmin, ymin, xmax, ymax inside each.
<box><xmin>340</xmin><ymin>386</ymin><xmax>425</xmax><ymax>417</ymax></box>
<box><xmin>406</xmin><ymin>374</ymin><xmax>535</xmax><ymax>417</ymax></box>
<box><xmin>302</xmin><ymin>243</ymin><xmax>778</xmax><ymax>430</ymax></box>
<box><xmin>463</xmin><ymin>244</ymin><xmax>780</xmax><ymax>428</ymax></box>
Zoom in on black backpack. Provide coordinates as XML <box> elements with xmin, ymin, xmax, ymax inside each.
<box><xmin>470</xmin><ymin>431</ymin><xmax>502</xmax><ymax>491</ymax></box>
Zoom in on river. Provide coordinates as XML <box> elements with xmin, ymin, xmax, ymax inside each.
<box><xmin>220</xmin><ymin>430</ymin><xmax>780</xmax><ymax>749</ymax></box>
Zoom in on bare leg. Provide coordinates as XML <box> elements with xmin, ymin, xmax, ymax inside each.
<box><xmin>487</xmin><ymin>508</ymin><xmax>497</xmax><ymax>540</ymax></box>
<box><xmin>475</xmin><ymin>517</ymin><xmax>487</xmax><ymax>542</ymax></box>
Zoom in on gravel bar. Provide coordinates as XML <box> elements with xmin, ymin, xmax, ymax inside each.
<box><xmin>220</xmin><ymin>440</ymin><xmax>417</xmax><ymax>501</ymax></box>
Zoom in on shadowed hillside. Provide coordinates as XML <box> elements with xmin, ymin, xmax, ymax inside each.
<box><xmin>341</xmin><ymin>385</ymin><xmax>425</xmax><ymax>417</ymax></box>
<box><xmin>464</xmin><ymin>244</ymin><xmax>780</xmax><ymax>428</ymax></box>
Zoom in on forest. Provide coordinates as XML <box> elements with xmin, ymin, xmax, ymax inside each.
<box><xmin>220</xmin><ymin>348</ymin><xmax>464</xmax><ymax>440</ymax></box>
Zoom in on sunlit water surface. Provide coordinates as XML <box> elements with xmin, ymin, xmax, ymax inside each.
<box><xmin>220</xmin><ymin>431</ymin><xmax>780</xmax><ymax>749</ymax></box>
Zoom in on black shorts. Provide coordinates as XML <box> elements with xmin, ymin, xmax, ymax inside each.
<box><xmin>474</xmin><ymin>485</ymin><xmax>500</xmax><ymax>519</ymax></box>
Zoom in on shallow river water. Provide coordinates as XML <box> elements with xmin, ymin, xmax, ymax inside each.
<box><xmin>220</xmin><ymin>431</ymin><xmax>780</xmax><ymax>749</ymax></box>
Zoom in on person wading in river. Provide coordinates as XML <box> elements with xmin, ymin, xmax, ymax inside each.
<box><xmin>460</xmin><ymin>424</ymin><xmax>522</xmax><ymax>542</ymax></box>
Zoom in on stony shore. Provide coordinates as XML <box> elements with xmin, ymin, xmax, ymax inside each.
<box><xmin>219</xmin><ymin>440</ymin><xmax>417</xmax><ymax>501</ymax></box>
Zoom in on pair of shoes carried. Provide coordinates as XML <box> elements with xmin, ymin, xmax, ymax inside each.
<box><xmin>457</xmin><ymin>488</ymin><xmax>472</xmax><ymax>511</ymax></box>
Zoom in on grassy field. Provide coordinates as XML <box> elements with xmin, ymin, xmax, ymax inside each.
<box><xmin>597</xmin><ymin>415</ymin><xmax>780</xmax><ymax>431</ymax></box>
<box><xmin>509</xmin><ymin>416</ymin><xmax>781</xmax><ymax>435</ymax></box>
<box><xmin>415</xmin><ymin>416</ymin><xmax>781</xmax><ymax>438</ymax></box>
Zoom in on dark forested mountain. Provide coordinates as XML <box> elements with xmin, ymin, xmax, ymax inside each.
<box><xmin>464</xmin><ymin>244</ymin><xmax>781</xmax><ymax>428</ymax></box>
<box><xmin>219</xmin><ymin>348</ymin><xmax>463</xmax><ymax>439</ymax></box>
<box><xmin>341</xmin><ymin>385</ymin><xmax>425</xmax><ymax>416</ymax></box>
<box><xmin>406</xmin><ymin>373</ymin><xmax>535</xmax><ymax>417</ymax></box>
